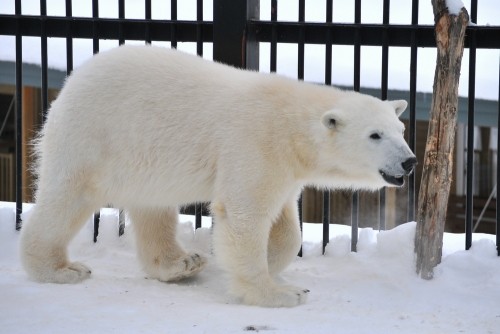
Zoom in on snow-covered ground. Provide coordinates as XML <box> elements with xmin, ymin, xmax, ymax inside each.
<box><xmin>1</xmin><ymin>201</ymin><xmax>499</xmax><ymax>334</ymax></box>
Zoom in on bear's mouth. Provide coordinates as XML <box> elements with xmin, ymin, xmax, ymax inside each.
<box><xmin>379</xmin><ymin>170</ymin><xmax>405</xmax><ymax>187</ymax></box>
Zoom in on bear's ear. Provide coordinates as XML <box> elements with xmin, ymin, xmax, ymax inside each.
<box><xmin>321</xmin><ymin>110</ymin><xmax>341</xmax><ymax>130</ymax></box>
<box><xmin>388</xmin><ymin>100</ymin><xmax>408</xmax><ymax>117</ymax></box>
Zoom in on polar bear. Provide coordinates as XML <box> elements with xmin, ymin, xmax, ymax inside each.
<box><xmin>20</xmin><ymin>45</ymin><xmax>416</xmax><ymax>307</ymax></box>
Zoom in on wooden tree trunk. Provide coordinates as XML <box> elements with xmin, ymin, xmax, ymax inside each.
<box><xmin>414</xmin><ymin>1</ymin><xmax>469</xmax><ymax>279</ymax></box>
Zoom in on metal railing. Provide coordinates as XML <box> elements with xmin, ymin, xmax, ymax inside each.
<box><xmin>0</xmin><ymin>0</ymin><xmax>499</xmax><ymax>255</ymax></box>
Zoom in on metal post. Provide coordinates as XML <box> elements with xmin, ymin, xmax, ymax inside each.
<box><xmin>213</xmin><ymin>0</ymin><xmax>259</xmax><ymax>70</ymax></box>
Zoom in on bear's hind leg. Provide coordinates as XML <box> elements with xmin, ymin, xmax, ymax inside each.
<box><xmin>20</xmin><ymin>194</ymin><xmax>96</xmax><ymax>283</ymax></box>
<box><xmin>129</xmin><ymin>207</ymin><xmax>206</xmax><ymax>282</ymax></box>
<box><xmin>268</xmin><ymin>199</ymin><xmax>302</xmax><ymax>276</ymax></box>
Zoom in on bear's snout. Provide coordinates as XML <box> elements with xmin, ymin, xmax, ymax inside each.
<box><xmin>402</xmin><ymin>157</ymin><xmax>417</xmax><ymax>175</ymax></box>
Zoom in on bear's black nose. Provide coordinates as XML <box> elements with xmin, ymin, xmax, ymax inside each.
<box><xmin>402</xmin><ymin>157</ymin><xmax>417</xmax><ymax>175</ymax></box>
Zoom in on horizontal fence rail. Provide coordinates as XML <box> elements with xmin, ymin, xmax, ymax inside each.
<box><xmin>0</xmin><ymin>0</ymin><xmax>499</xmax><ymax>255</ymax></box>
<box><xmin>0</xmin><ymin>15</ymin><xmax>213</xmax><ymax>42</ymax></box>
<box><xmin>249</xmin><ymin>22</ymin><xmax>500</xmax><ymax>48</ymax></box>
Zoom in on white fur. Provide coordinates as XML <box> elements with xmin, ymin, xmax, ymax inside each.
<box><xmin>19</xmin><ymin>45</ymin><xmax>415</xmax><ymax>307</ymax></box>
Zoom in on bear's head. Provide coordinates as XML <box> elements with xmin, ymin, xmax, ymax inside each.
<box><xmin>313</xmin><ymin>92</ymin><xmax>417</xmax><ymax>191</ymax></box>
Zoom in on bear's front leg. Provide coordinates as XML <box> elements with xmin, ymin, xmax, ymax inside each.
<box><xmin>212</xmin><ymin>201</ymin><xmax>309</xmax><ymax>307</ymax></box>
<box><xmin>129</xmin><ymin>207</ymin><xmax>207</xmax><ymax>282</ymax></box>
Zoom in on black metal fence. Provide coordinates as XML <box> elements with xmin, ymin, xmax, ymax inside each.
<box><xmin>0</xmin><ymin>0</ymin><xmax>499</xmax><ymax>255</ymax></box>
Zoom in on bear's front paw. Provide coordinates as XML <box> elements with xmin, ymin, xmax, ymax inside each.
<box><xmin>59</xmin><ymin>262</ymin><xmax>92</xmax><ymax>283</ymax></box>
<box><xmin>35</xmin><ymin>261</ymin><xmax>92</xmax><ymax>284</ymax></box>
<box><xmin>157</xmin><ymin>253</ymin><xmax>207</xmax><ymax>282</ymax></box>
<box><xmin>233</xmin><ymin>281</ymin><xmax>309</xmax><ymax>307</ymax></box>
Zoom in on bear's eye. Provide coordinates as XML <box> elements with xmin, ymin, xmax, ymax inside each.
<box><xmin>370</xmin><ymin>133</ymin><xmax>382</xmax><ymax>140</ymax></box>
<box><xmin>328</xmin><ymin>118</ymin><xmax>336</xmax><ymax>128</ymax></box>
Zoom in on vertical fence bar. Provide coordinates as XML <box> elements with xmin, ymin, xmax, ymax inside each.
<box><xmin>298</xmin><ymin>194</ymin><xmax>303</xmax><ymax>257</ymax></box>
<box><xmin>118</xmin><ymin>0</ymin><xmax>125</xmax><ymax>45</ymax></box>
<box><xmin>171</xmin><ymin>0</ymin><xmax>177</xmax><ymax>49</ymax></box>
<box><xmin>195</xmin><ymin>204</ymin><xmax>202</xmax><ymax>229</ymax></box>
<box><xmin>408</xmin><ymin>0</ymin><xmax>419</xmax><ymax>222</ymax></box>
<box><xmin>118</xmin><ymin>209</ymin><xmax>125</xmax><ymax>236</ymax></box>
<box><xmin>497</xmin><ymin>57</ymin><xmax>500</xmax><ymax>256</ymax></box>
<box><xmin>322</xmin><ymin>191</ymin><xmax>330</xmax><ymax>255</ymax></box>
<box><xmin>381</xmin><ymin>0</ymin><xmax>389</xmax><ymax>100</ymax></box>
<box><xmin>65</xmin><ymin>0</ymin><xmax>73</xmax><ymax>75</ymax></box>
<box><xmin>351</xmin><ymin>190</ymin><xmax>359</xmax><ymax>252</ymax></box>
<box><xmin>353</xmin><ymin>0</ymin><xmax>361</xmax><ymax>90</ymax></box>
<box><xmin>297</xmin><ymin>0</ymin><xmax>305</xmax><ymax>80</ymax></box>
<box><xmin>145</xmin><ymin>0</ymin><xmax>151</xmax><ymax>44</ymax></box>
<box><xmin>297</xmin><ymin>0</ymin><xmax>305</xmax><ymax>256</ymax></box>
<box><xmin>379</xmin><ymin>0</ymin><xmax>390</xmax><ymax>230</ymax></box>
<box><xmin>322</xmin><ymin>0</ymin><xmax>333</xmax><ymax>254</ymax></box>
<box><xmin>93</xmin><ymin>213</ymin><xmax>99</xmax><ymax>242</ymax></box>
<box><xmin>92</xmin><ymin>0</ymin><xmax>99</xmax><ymax>54</ymax></box>
<box><xmin>117</xmin><ymin>0</ymin><xmax>125</xmax><ymax>237</ymax></box>
<box><xmin>196</xmin><ymin>0</ymin><xmax>203</xmax><ymax>56</ymax></box>
<box><xmin>92</xmin><ymin>0</ymin><xmax>99</xmax><ymax>240</ymax></box>
<box><xmin>465</xmin><ymin>1</ymin><xmax>478</xmax><ymax>250</ymax></box>
<box><xmin>270</xmin><ymin>0</ymin><xmax>277</xmax><ymax>72</ymax></box>
<box><xmin>325</xmin><ymin>0</ymin><xmax>332</xmax><ymax>85</ymax></box>
<box><xmin>351</xmin><ymin>0</ymin><xmax>361</xmax><ymax>252</ymax></box>
<box><xmin>40</xmin><ymin>0</ymin><xmax>49</xmax><ymax>120</ymax></box>
<box><xmin>15</xmin><ymin>0</ymin><xmax>23</xmax><ymax>230</ymax></box>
